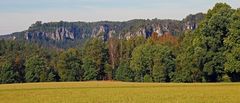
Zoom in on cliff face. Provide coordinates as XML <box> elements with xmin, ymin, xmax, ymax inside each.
<box><xmin>124</xmin><ymin>22</ymin><xmax>178</xmax><ymax>39</ymax></box>
<box><xmin>25</xmin><ymin>27</ymin><xmax>75</xmax><ymax>41</ymax></box>
<box><xmin>0</xmin><ymin>13</ymin><xmax>205</xmax><ymax>48</ymax></box>
<box><xmin>183</xmin><ymin>13</ymin><xmax>205</xmax><ymax>30</ymax></box>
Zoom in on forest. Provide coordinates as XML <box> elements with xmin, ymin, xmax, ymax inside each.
<box><xmin>0</xmin><ymin>3</ymin><xmax>240</xmax><ymax>84</ymax></box>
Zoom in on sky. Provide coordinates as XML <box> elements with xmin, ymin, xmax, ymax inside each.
<box><xmin>0</xmin><ymin>0</ymin><xmax>239</xmax><ymax>35</ymax></box>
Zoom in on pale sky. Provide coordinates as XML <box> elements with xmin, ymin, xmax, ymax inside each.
<box><xmin>0</xmin><ymin>0</ymin><xmax>239</xmax><ymax>35</ymax></box>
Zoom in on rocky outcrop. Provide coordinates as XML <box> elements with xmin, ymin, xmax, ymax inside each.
<box><xmin>25</xmin><ymin>27</ymin><xmax>75</xmax><ymax>41</ymax></box>
<box><xmin>123</xmin><ymin>21</ymin><xmax>180</xmax><ymax>40</ymax></box>
<box><xmin>0</xmin><ymin>35</ymin><xmax>16</xmax><ymax>40</ymax></box>
<box><xmin>183</xmin><ymin>13</ymin><xmax>205</xmax><ymax>30</ymax></box>
<box><xmin>53</xmin><ymin>27</ymin><xmax>75</xmax><ymax>40</ymax></box>
<box><xmin>92</xmin><ymin>25</ymin><xmax>111</xmax><ymax>41</ymax></box>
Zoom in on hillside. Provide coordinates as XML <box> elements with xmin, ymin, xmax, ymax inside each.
<box><xmin>0</xmin><ymin>13</ymin><xmax>204</xmax><ymax>48</ymax></box>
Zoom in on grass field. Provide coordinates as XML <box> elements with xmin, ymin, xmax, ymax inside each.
<box><xmin>0</xmin><ymin>81</ymin><xmax>239</xmax><ymax>103</ymax></box>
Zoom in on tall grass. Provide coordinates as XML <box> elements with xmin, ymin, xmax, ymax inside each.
<box><xmin>0</xmin><ymin>81</ymin><xmax>239</xmax><ymax>103</ymax></box>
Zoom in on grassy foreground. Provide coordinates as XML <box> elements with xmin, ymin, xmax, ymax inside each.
<box><xmin>0</xmin><ymin>81</ymin><xmax>239</xmax><ymax>103</ymax></box>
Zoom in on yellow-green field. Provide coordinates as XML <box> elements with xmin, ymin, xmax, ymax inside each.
<box><xmin>0</xmin><ymin>81</ymin><xmax>239</xmax><ymax>103</ymax></box>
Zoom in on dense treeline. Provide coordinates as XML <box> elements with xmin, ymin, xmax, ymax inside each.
<box><xmin>0</xmin><ymin>3</ymin><xmax>239</xmax><ymax>84</ymax></box>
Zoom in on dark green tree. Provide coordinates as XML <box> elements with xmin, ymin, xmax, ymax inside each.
<box><xmin>224</xmin><ymin>9</ymin><xmax>240</xmax><ymax>81</ymax></box>
<box><xmin>152</xmin><ymin>45</ymin><xmax>176</xmax><ymax>82</ymax></box>
<box><xmin>178</xmin><ymin>3</ymin><xmax>235</xmax><ymax>82</ymax></box>
<box><xmin>130</xmin><ymin>43</ymin><xmax>176</xmax><ymax>82</ymax></box>
<box><xmin>82</xmin><ymin>58</ymin><xmax>97</xmax><ymax>80</ymax></box>
<box><xmin>196</xmin><ymin>3</ymin><xmax>234</xmax><ymax>82</ymax></box>
<box><xmin>57</xmin><ymin>48</ymin><xmax>83</xmax><ymax>81</ymax></box>
<box><xmin>25</xmin><ymin>55</ymin><xmax>47</xmax><ymax>82</ymax></box>
<box><xmin>115</xmin><ymin>60</ymin><xmax>134</xmax><ymax>82</ymax></box>
<box><xmin>82</xmin><ymin>38</ymin><xmax>107</xmax><ymax>80</ymax></box>
<box><xmin>0</xmin><ymin>61</ymin><xmax>15</xmax><ymax>83</ymax></box>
